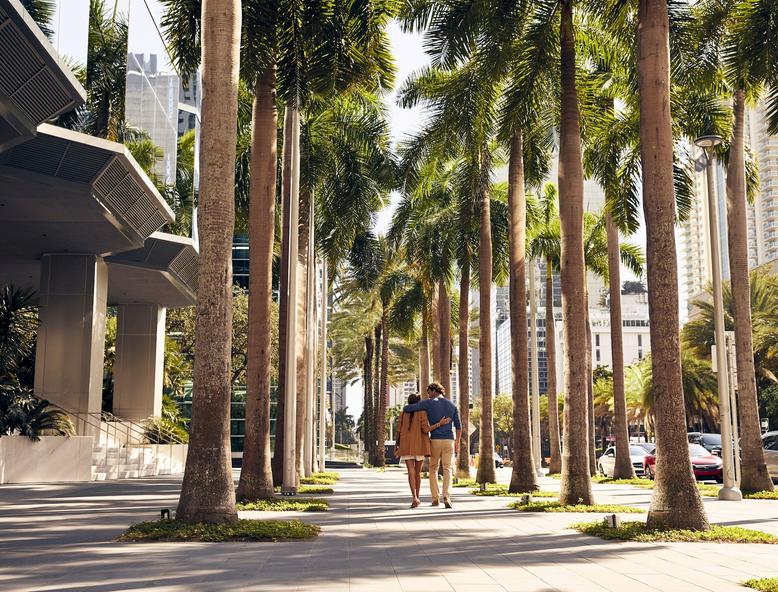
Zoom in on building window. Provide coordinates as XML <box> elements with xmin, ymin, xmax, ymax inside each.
<box><xmin>638</xmin><ymin>334</ymin><xmax>642</xmax><ymax>347</ymax></box>
<box><xmin>595</xmin><ymin>334</ymin><xmax>600</xmax><ymax>347</ymax></box>
<box><xmin>596</xmin><ymin>349</ymin><xmax>601</xmax><ymax>362</ymax></box>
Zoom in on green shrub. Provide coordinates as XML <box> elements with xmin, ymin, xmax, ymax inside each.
<box><xmin>118</xmin><ymin>519</ymin><xmax>319</xmax><ymax>542</ymax></box>
<box><xmin>0</xmin><ymin>385</ymin><xmax>74</xmax><ymax>440</ymax></box>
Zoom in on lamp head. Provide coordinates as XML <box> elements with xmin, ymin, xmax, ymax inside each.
<box><xmin>694</xmin><ymin>134</ymin><xmax>724</xmax><ymax>148</ymax></box>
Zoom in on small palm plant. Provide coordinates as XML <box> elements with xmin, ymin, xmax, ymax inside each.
<box><xmin>0</xmin><ymin>385</ymin><xmax>75</xmax><ymax>441</ymax></box>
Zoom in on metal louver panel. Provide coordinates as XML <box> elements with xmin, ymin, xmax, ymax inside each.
<box><xmin>93</xmin><ymin>156</ymin><xmax>168</xmax><ymax>238</ymax></box>
<box><xmin>0</xmin><ymin>1</ymin><xmax>82</xmax><ymax>124</ymax></box>
<box><xmin>2</xmin><ymin>132</ymin><xmax>66</xmax><ymax>175</ymax></box>
<box><xmin>169</xmin><ymin>247</ymin><xmax>198</xmax><ymax>292</ymax></box>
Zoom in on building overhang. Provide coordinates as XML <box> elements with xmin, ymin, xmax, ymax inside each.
<box><xmin>0</xmin><ymin>124</ymin><xmax>176</xmax><ymax>291</ymax></box>
<box><xmin>106</xmin><ymin>232</ymin><xmax>198</xmax><ymax>308</ymax></box>
<box><xmin>0</xmin><ymin>0</ymin><xmax>85</xmax><ymax>152</ymax></box>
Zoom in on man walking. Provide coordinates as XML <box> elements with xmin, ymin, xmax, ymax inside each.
<box><xmin>403</xmin><ymin>382</ymin><xmax>461</xmax><ymax>508</ymax></box>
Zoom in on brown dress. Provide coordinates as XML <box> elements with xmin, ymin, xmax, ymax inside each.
<box><xmin>395</xmin><ymin>411</ymin><xmax>431</xmax><ymax>458</ymax></box>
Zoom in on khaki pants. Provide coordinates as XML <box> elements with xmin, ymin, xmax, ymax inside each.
<box><xmin>429</xmin><ymin>439</ymin><xmax>454</xmax><ymax>502</ymax></box>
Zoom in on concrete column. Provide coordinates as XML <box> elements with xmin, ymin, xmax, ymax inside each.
<box><xmin>113</xmin><ymin>304</ymin><xmax>166</xmax><ymax>421</ymax></box>
<box><xmin>34</xmin><ymin>254</ymin><xmax>108</xmax><ymax>435</ymax></box>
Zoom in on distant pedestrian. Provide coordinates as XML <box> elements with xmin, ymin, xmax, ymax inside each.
<box><xmin>394</xmin><ymin>393</ymin><xmax>451</xmax><ymax>508</ymax></box>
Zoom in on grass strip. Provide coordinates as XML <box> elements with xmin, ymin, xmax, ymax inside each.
<box><xmin>509</xmin><ymin>501</ymin><xmax>645</xmax><ymax>513</ymax></box>
<box><xmin>311</xmin><ymin>472</ymin><xmax>340</xmax><ymax>480</ymax></box>
<box><xmin>118</xmin><ymin>519</ymin><xmax>320</xmax><ymax>542</ymax></box>
<box><xmin>300</xmin><ymin>477</ymin><xmax>337</xmax><ymax>485</ymax></box>
<box><xmin>453</xmin><ymin>478</ymin><xmax>478</xmax><ymax>488</ymax></box>
<box><xmin>237</xmin><ymin>498</ymin><xmax>329</xmax><ymax>512</ymax></box>
<box><xmin>572</xmin><ymin>520</ymin><xmax>778</xmax><ymax>543</ymax></box>
<box><xmin>743</xmin><ymin>578</ymin><xmax>778</xmax><ymax>591</ymax></box>
<box><xmin>592</xmin><ymin>476</ymin><xmax>654</xmax><ymax>487</ymax></box>
<box><xmin>745</xmin><ymin>491</ymin><xmax>778</xmax><ymax>500</ymax></box>
<box><xmin>274</xmin><ymin>484</ymin><xmax>334</xmax><ymax>495</ymax></box>
<box><xmin>469</xmin><ymin>486</ymin><xmax>557</xmax><ymax>498</ymax></box>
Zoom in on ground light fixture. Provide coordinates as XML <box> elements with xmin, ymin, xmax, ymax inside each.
<box><xmin>693</xmin><ymin>134</ymin><xmax>742</xmax><ymax>502</ymax></box>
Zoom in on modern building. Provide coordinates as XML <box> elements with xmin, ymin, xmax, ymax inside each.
<box><xmin>125</xmin><ymin>52</ymin><xmax>179</xmax><ymax>184</ymax></box>
<box><xmin>680</xmin><ymin>100</ymin><xmax>778</xmax><ymax>317</ymax></box>
<box><xmin>748</xmin><ymin>99</ymin><xmax>778</xmax><ymax>266</ymax></box>
<box><xmin>0</xmin><ymin>0</ymin><xmax>198</xmax><ymax>483</ymax></box>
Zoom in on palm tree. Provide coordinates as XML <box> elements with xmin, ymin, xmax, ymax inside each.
<box><xmin>529</xmin><ymin>184</ymin><xmax>562</xmax><ymax>475</ymax></box>
<box><xmin>552</xmin><ymin>0</ymin><xmax>592</xmax><ymax>505</ymax></box>
<box><xmin>19</xmin><ymin>0</ymin><xmax>55</xmax><ymax>39</ymax></box>
<box><xmin>235</xmin><ymin>69</ymin><xmax>277</xmax><ymax>500</ymax></box>
<box><xmin>692</xmin><ymin>0</ymin><xmax>778</xmax><ymax>494</ymax></box>
<box><xmin>683</xmin><ymin>271</ymin><xmax>778</xmax><ymax>390</ymax></box>
<box><xmin>636</xmin><ymin>0</ymin><xmax>709</xmax><ymax>530</ymax></box>
<box><xmin>176</xmin><ymin>0</ymin><xmax>241</xmax><ymax>524</ymax></box>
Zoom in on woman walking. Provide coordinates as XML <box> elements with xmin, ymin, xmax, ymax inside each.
<box><xmin>394</xmin><ymin>393</ymin><xmax>451</xmax><ymax>507</ymax></box>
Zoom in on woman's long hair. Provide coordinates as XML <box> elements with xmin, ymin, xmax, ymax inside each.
<box><xmin>405</xmin><ymin>393</ymin><xmax>421</xmax><ymax>431</ymax></box>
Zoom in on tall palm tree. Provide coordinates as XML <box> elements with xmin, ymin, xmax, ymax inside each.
<box><xmin>636</xmin><ymin>0</ymin><xmax>709</xmax><ymax>530</ymax></box>
<box><xmin>176</xmin><ymin>0</ymin><xmax>241</xmax><ymax>524</ymax></box>
<box><xmin>692</xmin><ymin>0</ymin><xmax>778</xmax><ymax>493</ymax></box>
<box><xmin>529</xmin><ymin>183</ymin><xmax>562</xmax><ymax>475</ymax></box>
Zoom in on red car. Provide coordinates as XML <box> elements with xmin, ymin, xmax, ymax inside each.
<box><xmin>644</xmin><ymin>443</ymin><xmax>723</xmax><ymax>482</ymax></box>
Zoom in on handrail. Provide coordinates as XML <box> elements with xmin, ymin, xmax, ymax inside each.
<box><xmin>48</xmin><ymin>404</ymin><xmax>187</xmax><ymax>446</ymax></box>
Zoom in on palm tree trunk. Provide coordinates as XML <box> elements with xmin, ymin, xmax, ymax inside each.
<box><xmin>607</xmin><ymin>213</ymin><xmax>635</xmax><ymax>479</ymax></box>
<box><xmin>457</xmin><ymin>260</ymin><xmax>471</xmax><ymax>477</ymax></box>
<box><xmin>726</xmin><ymin>89</ymin><xmax>774</xmax><ymax>493</ymax></box>
<box><xmin>420</xmin><ymin>308</ymin><xmax>431</xmax><ymax>388</ymax></box>
<box><xmin>176</xmin><ymin>0</ymin><xmax>240</xmax><ymax>523</ymax></box>
<box><xmin>431</xmin><ymin>288</ymin><xmax>441</xmax><ymax>383</ymax></box>
<box><xmin>476</xmin><ymin>147</ymin><xmax>496</xmax><ymax>484</ymax></box>
<box><xmin>376</xmin><ymin>310</ymin><xmax>390</xmax><ymax>467</ymax></box>
<box><xmin>507</xmin><ymin>132</ymin><xmax>538</xmax><ymax>493</ymax></box>
<box><xmin>584</xmin><ymin>286</ymin><xmax>596</xmax><ymax>476</ymax></box>
<box><xmin>638</xmin><ymin>0</ymin><xmax>709</xmax><ymax>529</ymax></box>
<box><xmin>295</xmin><ymin>188</ymin><xmax>310</xmax><ymax>478</ymax></box>
<box><xmin>363</xmin><ymin>335</ymin><xmax>373</xmax><ymax>459</ymax></box>
<box><xmin>236</xmin><ymin>67</ymin><xmax>276</xmax><ymax>501</ymax></box>
<box><xmin>372</xmin><ymin>323</ymin><xmax>382</xmax><ymax>464</ymax></box>
<box><xmin>438</xmin><ymin>281</ymin><xmax>452</xmax><ymax>397</ymax></box>
<box><xmin>558</xmin><ymin>0</ymin><xmax>593</xmax><ymax>506</ymax></box>
<box><xmin>271</xmin><ymin>106</ymin><xmax>291</xmax><ymax>487</ymax></box>
<box><xmin>546</xmin><ymin>261</ymin><xmax>562</xmax><ymax>474</ymax></box>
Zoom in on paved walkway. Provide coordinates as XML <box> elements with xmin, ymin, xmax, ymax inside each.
<box><xmin>2</xmin><ymin>468</ymin><xmax>778</xmax><ymax>591</ymax></box>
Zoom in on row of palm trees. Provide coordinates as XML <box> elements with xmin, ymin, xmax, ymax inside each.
<box><xmin>161</xmin><ymin>0</ymin><xmax>778</xmax><ymax>530</ymax></box>
<box><xmin>381</xmin><ymin>0</ymin><xmax>778</xmax><ymax>532</ymax></box>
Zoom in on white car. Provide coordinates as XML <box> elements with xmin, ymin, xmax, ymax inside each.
<box><xmin>597</xmin><ymin>445</ymin><xmax>649</xmax><ymax>478</ymax></box>
<box><xmin>763</xmin><ymin>432</ymin><xmax>778</xmax><ymax>483</ymax></box>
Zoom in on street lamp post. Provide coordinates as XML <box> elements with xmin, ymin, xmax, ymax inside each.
<box><xmin>694</xmin><ymin>134</ymin><xmax>741</xmax><ymax>501</ymax></box>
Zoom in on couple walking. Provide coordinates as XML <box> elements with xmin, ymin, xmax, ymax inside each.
<box><xmin>393</xmin><ymin>382</ymin><xmax>462</xmax><ymax>509</ymax></box>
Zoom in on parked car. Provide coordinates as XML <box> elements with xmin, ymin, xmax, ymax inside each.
<box><xmin>687</xmin><ymin>432</ymin><xmax>722</xmax><ymax>456</ymax></box>
<box><xmin>597</xmin><ymin>445</ymin><xmax>650</xmax><ymax>477</ymax></box>
<box><xmin>762</xmin><ymin>431</ymin><xmax>778</xmax><ymax>483</ymax></box>
<box><xmin>634</xmin><ymin>442</ymin><xmax>656</xmax><ymax>454</ymax></box>
<box><xmin>645</xmin><ymin>443</ymin><xmax>723</xmax><ymax>482</ymax></box>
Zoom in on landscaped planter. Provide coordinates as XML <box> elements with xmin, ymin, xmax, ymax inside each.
<box><xmin>0</xmin><ymin>435</ymin><xmax>94</xmax><ymax>484</ymax></box>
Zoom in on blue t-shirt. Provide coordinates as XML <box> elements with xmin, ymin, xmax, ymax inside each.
<box><xmin>403</xmin><ymin>396</ymin><xmax>461</xmax><ymax>440</ymax></box>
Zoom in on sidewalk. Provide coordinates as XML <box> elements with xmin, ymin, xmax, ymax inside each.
<box><xmin>1</xmin><ymin>468</ymin><xmax>777</xmax><ymax>591</ymax></box>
